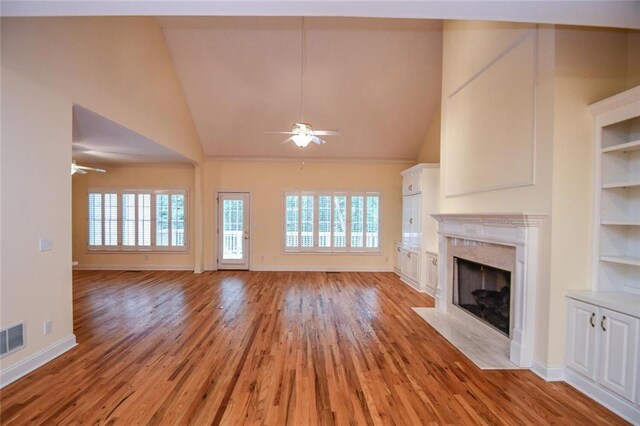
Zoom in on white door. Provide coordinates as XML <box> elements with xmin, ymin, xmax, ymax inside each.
<box><xmin>217</xmin><ymin>192</ymin><xmax>250</xmax><ymax>270</ymax></box>
<box><xmin>598</xmin><ymin>308</ymin><xmax>638</xmax><ymax>402</ymax></box>
<box><xmin>566</xmin><ymin>300</ymin><xmax>598</xmax><ymax>380</ymax></box>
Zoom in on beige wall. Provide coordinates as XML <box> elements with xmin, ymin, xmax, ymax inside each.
<box><xmin>416</xmin><ymin>106</ymin><xmax>441</xmax><ymax>163</ymax></box>
<box><xmin>439</xmin><ymin>20</ymin><xmax>637</xmax><ymax>367</ymax></box>
<box><xmin>0</xmin><ymin>17</ymin><xmax>202</xmax><ymax>163</ymax></box>
<box><xmin>546</xmin><ymin>27</ymin><xmax>637</xmax><ymax>365</ymax></box>
<box><xmin>72</xmin><ymin>165</ymin><xmax>196</xmax><ymax>270</ymax></box>
<box><xmin>203</xmin><ymin>161</ymin><xmax>409</xmax><ymax>271</ymax></box>
<box><xmin>0</xmin><ymin>17</ymin><xmax>203</xmax><ymax>373</ymax></box>
<box><xmin>1</xmin><ymin>69</ymin><xmax>74</xmax><ymax>371</ymax></box>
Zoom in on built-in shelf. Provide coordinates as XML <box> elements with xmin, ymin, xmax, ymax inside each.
<box><xmin>600</xmin><ymin>255</ymin><xmax>640</xmax><ymax>266</ymax></box>
<box><xmin>592</xmin><ymin>86</ymin><xmax>640</xmax><ymax>294</ymax></box>
<box><xmin>602</xmin><ymin>181</ymin><xmax>640</xmax><ymax>189</ymax></box>
<box><xmin>602</xmin><ymin>139</ymin><xmax>640</xmax><ymax>153</ymax></box>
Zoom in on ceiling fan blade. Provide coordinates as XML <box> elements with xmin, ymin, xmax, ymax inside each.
<box><xmin>265</xmin><ymin>131</ymin><xmax>295</xmax><ymax>135</ymax></box>
<box><xmin>76</xmin><ymin>165</ymin><xmax>106</xmax><ymax>173</ymax></box>
<box><xmin>281</xmin><ymin>137</ymin><xmax>294</xmax><ymax>145</ymax></box>
<box><xmin>75</xmin><ymin>168</ymin><xmax>88</xmax><ymax>174</ymax></box>
<box><xmin>311</xmin><ymin>136</ymin><xmax>326</xmax><ymax>145</ymax></box>
<box><xmin>313</xmin><ymin>130</ymin><xmax>340</xmax><ymax>136</ymax></box>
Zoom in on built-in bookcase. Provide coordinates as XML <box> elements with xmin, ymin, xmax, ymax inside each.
<box><xmin>591</xmin><ymin>87</ymin><xmax>640</xmax><ymax>294</ymax></box>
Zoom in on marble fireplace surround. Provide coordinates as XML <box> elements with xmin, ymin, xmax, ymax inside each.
<box><xmin>431</xmin><ymin>213</ymin><xmax>546</xmax><ymax>368</ymax></box>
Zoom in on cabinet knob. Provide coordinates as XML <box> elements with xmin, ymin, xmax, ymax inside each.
<box><xmin>601</xmin><ymin>316</ymin><xmax>607</xmax><ymax>332</ymax></box>
<box><xmin>397</xmin><ymin>247</ymin><xmax>401</xmax><ymax>252</ymax></box>
<box><xmin>590</xmin><ymin>313</ymin><xmax>595</xmax><ymax>328</ymax></box>
<box><xmin>409</xmin><ymin>218</ymin><xmax>413</xmax><ymax>225</ymax></box>
<box><xmin>407</xmin><ymin>252</ymin><xmax>411</xmax><ymax>258</ymax></box>
<box><xmin>409</xmin><ymin>184</ymin><xmax>413</xmax><ymax>191</ymax></box>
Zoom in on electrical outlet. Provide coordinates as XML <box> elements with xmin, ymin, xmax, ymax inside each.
<box><xmin>385</xmin><ymin>256</ymin><xmax>389</xmax><ymax>262</ymax></box>
<box><xmin>39</xmin><ymin>238</ymin><xmax>52</xmax><ymax>252</ymax></box>
<box><xmin>261</xmin><ymin>256</ymin><xmax>264</xmax><ymax>261</ymax></box>
<box><xmin>144</xmin><ymin>255</ymin><xmax>149</xmax><ymax>261</ymax></box>
<box><xmin>272</xmin><ymin>256</ymin><xmax>276</xmax><ymax>262</ymax></box>
<box><xmin>44</xmin><ymin>320</ymin><xmax>52</xmax><ymax>335</ymax></box>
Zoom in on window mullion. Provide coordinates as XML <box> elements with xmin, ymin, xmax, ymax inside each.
<box><xmin>313</xmin><ymin>193</ymin><xmax>318</xmax><ymax>249</ymax></box>
<box><xmin>151</xmin><ymin>192</ymin><xmax>157</xmax><ymax>248</ymax></box>
<box><xmin>101</xmin><ymin>193</ymin><xmax>106</xmax><ymax>248</ymax></box>
<box><xmin>168</xmin><ymin>192</ymin><xmax>173</xmax><ymax>247</ymax></box>
<box><xmin>346</xmin><ymin>192</ymin><xmax>351</xmax><ymax>252</ymax></box>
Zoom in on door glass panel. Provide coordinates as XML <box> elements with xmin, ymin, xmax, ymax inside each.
<box><xmin>301</xmin><ymin>195</ymin><xmax>314</xmax><ymax>248</ymax></box>
<box><xmin>222</xmin><ymin>199</ymin><xmax>243</xmax><ymax>260</ymax></box>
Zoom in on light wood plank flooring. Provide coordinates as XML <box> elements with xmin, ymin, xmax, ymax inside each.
<box><xmin>0</xmin><ymin>271</ymin><xmax>627</xmax><ymax>425</ymax></box>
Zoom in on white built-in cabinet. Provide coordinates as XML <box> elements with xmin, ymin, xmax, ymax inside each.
<box><xmin>395</xmin><ymin>164</ymin><xmax>439</xmax><ymax>295</ymax></box>
<box><xmin>566</xmin><ymin>298</ymin><xmax>639</xmax><ymax>406</ymax></box>
<box><xmin>564</xmin><ymin>86</ymin><xmax>640</xmax><ymax>424</ymax></box>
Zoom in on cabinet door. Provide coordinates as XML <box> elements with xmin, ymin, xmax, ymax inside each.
<box><xmin>394</xmin><ymin>244</ymin><xmax>402</xmax><ymax>271</ymax></box>
<box><xmin>402</xmin><ymin>197</ymin><xmax>410</xmax><ymax>246</ymax></box>
<box><xmin>401</xmin><ymin>249</ymin><xmax>411</xmax><ymax>277</ymax></box>
<box><xmin>411</xmin><ymin>171</ymin><xmax>422</xmax><ymax>194</ymax></box>
<box><xmin>403</xmin><ymin>173</ymin><xmax>414</xmax><ymax>196</ymax></box>
<box><xmin>412</xmin><ymin>195</ymin><xmax>422</xmax><ymax>247</ymax></box>
<box><xmin>566</xmin><ymin>300</ymin><xmax>598</xmax><ymax>380</ymax></box>
<box><xmin>409</xmin><ymin>251</ymin><xmax>420</xmax><ymax>283</ymax></box>
<box><xmin>426</xmin><ymin>254</ymin><xmax>438</xmax><ymax>293</ymax></box>
<box><xmin>598</xmin><ymin>308</ymin><xmax>638</xmax><ymax>402</ymax></box>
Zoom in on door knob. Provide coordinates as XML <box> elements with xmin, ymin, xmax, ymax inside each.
<box><xmin>409</xmin><ymin>218</ymin><xmax>413</xmax><ymax>224</ymax></box>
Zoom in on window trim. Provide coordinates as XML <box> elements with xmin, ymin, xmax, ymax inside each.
<box><xmin>282</xmin><ymin>190</ymin><xmax>383</xmax><ymax>254</ymax></box>
<box><xmin>86</xmin><ymin>188</ymin><xmax>189</xmax><ymax>253</ymax></box>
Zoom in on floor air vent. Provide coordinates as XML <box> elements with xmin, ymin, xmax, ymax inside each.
<box><xmin>0</xmin><ymin>322</ymin><xmax>25</xmax><ymax>357</ymax></box>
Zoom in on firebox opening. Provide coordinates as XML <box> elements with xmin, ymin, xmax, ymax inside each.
<box><xmin>453</xmin><ymin>257</ymin><xmax>511</xmax><ymax>337</ymax></box>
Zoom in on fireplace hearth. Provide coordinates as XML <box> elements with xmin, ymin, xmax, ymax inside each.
<box><xmin>453</xmin><ymin>257</ymin><xmax>511</xmax><ymax>336</ymax></box>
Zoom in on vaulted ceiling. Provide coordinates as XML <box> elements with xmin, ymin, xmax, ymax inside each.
<box><xmin>157</xmin><ymin>17</ymin><xmax>443</xmax><ymax>161</ymax></box>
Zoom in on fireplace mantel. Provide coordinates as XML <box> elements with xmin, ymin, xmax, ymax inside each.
<box><xmin>430</xmin><ymin>212</ymin><xmax>547</xmax><ymax>368</ymax></box>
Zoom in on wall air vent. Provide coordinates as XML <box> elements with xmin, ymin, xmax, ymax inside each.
<box><xmin>0</xmin><ymin>322</ymin><xmax>25</xmax><ymax>357</ymax></box>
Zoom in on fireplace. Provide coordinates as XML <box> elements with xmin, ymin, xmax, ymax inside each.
<box><xmin>430</xmin><ymin>213</ymin><xmax>546</xmax><ymax>368</ymax></box>
<box><xmin>453</xmin><ymin>257</ymin><xmax>511</xmax><ymax>336</ymax></box>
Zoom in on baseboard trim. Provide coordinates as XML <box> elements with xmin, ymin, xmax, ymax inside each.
<box><xmin>531</xmin><ymin>360</ymin><xmax>565</xmax><ymax>382</ymax></box>
<box><xmin>0</xmin><ymin>335</ymin><xmax>77</xmax><ymax>388</ymax></box>
<box><xmin>565</xmin><ymin>368</ymin><xmax>640</xmax><ymax>424</ymax></box>
<box><xmin>250</xmin><ymin>265</ymin><xmax>394</xmax><ymax>272</ymax></box>
<box><xmin>73</xmin><ymin>264</ymin><xmax>194</xmax><ymax>271</ymax></box>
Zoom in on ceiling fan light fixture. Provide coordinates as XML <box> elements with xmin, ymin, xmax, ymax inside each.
<box><xmin>292</xmin><ymin>133</ymin><xmax>313</xmax><ymax>148</ymax></box>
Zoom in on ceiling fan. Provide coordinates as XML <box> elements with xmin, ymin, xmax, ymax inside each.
<box><xmin>265</xmin><ymin>17</ymin><xmax>340</xmax><ymax>148</ymax></box>
<box><xmin>71</xmin><ymin>160</ymin><xmax>106</xmax><ymax>175</ymax></box>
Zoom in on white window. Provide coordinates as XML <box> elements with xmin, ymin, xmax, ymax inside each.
<box><xmin>284</xmin><ymin>191</ymin><xmax>381</xmax><ymax>252</ymax></box>
<box><xmin>87</xmin><ymin>189</ymin><xmax>187</xmax><ymax>251</ymax></box>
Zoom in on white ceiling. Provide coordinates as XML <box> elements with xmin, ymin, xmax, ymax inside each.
<box><xmin>158</xmin><ymin>17</ymin><xmax>443</xmax><ymax>161</ymax></box>
<box><xmin>72</xmin><ymin>105</ymin><xmax>192</xmax><ymax>164</ymax></box>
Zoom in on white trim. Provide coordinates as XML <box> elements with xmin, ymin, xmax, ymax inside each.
<box><xmin>444</xmin><ymin>30</ymin><xmax>537</xmax><ymax>198</ymax></box>
<box><xmin>250</xmin><ymin>265</ymin><xmax>394</xmax><ymax>272</ymax></box>
<box><xmin>565</xmin><ymin>368</ymin><xmax>640</xmax><ymax>424</ymax></box>
<box><xmin>73</xmin><ymin>264</ymin><xmax>194</xmax><ymax>271</ymax></box>
<box><xmin>204</xmin><ymin>264</ymin><xmax>218</xmax><ymax>271</ymax></box>
<box><xmin>0</xmin><ymin>335</ymin><xmax>77</xmax><ymax>388</ymax></box>
<box><xmin>206</xmin><ymin>155</ymin><xmax>416</xmax><ymax>164</ymax></box>
<box><xmin>531</xmin><ymin>360</ymin><xmax>565</xmax><ymax>382</ymax></box>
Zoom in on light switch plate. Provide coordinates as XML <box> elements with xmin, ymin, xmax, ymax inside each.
<box><xmin>39</xmin><ymin>238</ymin><xmax>52</xmax><ymax>252</ymax></box>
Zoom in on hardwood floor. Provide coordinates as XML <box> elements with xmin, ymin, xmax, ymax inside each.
<box><xmin>0</xmin><ymin>271</ymin><xmax>627</xmax><ymax>425</ymax></box>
